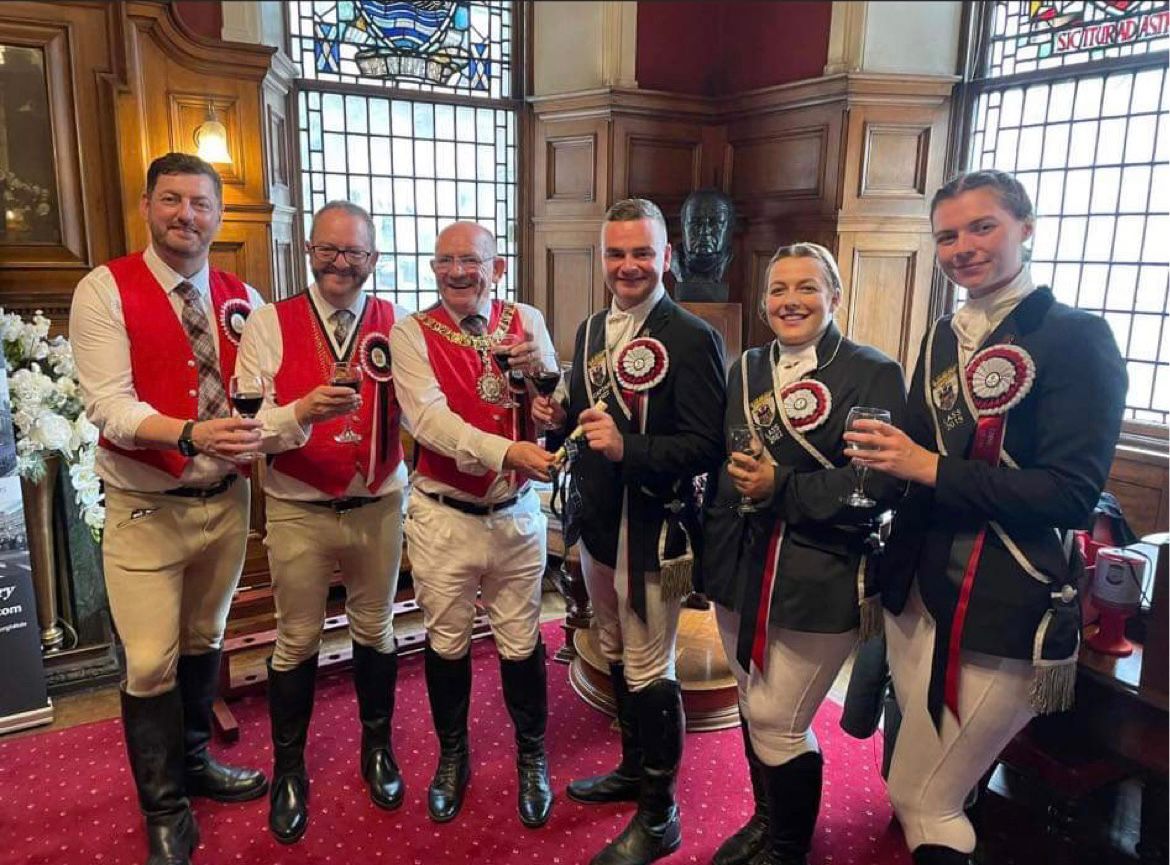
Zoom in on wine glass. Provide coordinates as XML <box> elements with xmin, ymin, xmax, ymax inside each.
<box><xmin>528</xmin><ymin>356</ymin><xmax>562</xmax><ymax>433</ymax></box>
<box><xmin>491</xmin><ymin>333</ymin><xmax>522</xmax><ymax>407</ymax></box>
<box><xmin>330</xmin><ymin>361</ymin><xmax>363</xmax><ymax>443</ymax></box>
<box><xmin>842</xmin><ymin>406</ymin><xmax>891</xmax><ymax>507</ymax></box>
<box><xmin>229</xmin><ymin>375</ymin><xmax>266</xmax><ymax>419</ymax></box>
<box><xmin>728</xmin><ymin>424</ymin><xmax>763</xmax><ymax>515</ymax></box>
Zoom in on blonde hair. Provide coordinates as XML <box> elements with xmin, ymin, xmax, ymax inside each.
<box><xmin>759</xmin><ymin>242</ymin><xmax>842</xmax><ymax>316</ymax></box>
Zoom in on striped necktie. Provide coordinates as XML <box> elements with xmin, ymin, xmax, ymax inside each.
<box><xmin>174</xmin><ymin>281</ymin><xmax>229</xmax><ymax>420</ymax></box>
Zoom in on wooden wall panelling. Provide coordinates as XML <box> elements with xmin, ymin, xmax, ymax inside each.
<box><xmin>0</xmin><ymin>3</ymin><xmax>125</xmax><ymax>325</ymax></box>
<box><xmin>531</xmin><ymin>227</ymin><xmax>604</xmax><ymax>359</ymax></box>
<box><xmin>1107</xmin><ymin>447</ymin><xmax>1170</xmax><ymax>539</ymax></box>
<box><xmin>835</xmin><ymin>231</ymin><xmax>935</xmax><ymax>370</ymax></box>
<box><xmin>532</xmin><ymin>114</ymin><xmax>609</xmax><ymax>220</ymax></box>
<box><xmin>611</xmin><ymin>114</ymin><xmax>706</xmax><ymax>221</ymax></box>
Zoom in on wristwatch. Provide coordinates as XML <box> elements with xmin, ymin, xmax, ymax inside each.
<box><xmin>178</xmin><ymin>420</ymin><xmax>198</xmax><ymax>457</ymax></box>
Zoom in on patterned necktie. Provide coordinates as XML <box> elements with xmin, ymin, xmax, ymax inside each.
<box><xmin>174</xmin><ymin>281</ymin><xmax>230</xmax><ymax>420</ymax></box>
<box><xmin>331</xmin><ymin>309</ymin><xmax>354</xmax><ymax>348</ymax></box>
<box><xmin>460</xmin><ymin>314</ymin><xmax>487</xmax><ymax>336</ymax></box>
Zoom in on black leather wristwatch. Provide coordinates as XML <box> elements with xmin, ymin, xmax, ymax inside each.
<box><xmin>178</xmin><ymin>420</ymin><xmax>198</xmax><ymax>457</ymax></box>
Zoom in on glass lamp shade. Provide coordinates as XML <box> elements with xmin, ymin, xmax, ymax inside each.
<box><xmin>194</xmin><ymin>119</ymin><xmax>232</xmax><ymax>164</ymax></box>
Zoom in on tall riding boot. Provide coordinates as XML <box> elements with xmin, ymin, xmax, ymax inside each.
<box><xmin>425</xmin><ymin>645</ymin><xmax>472</xmax><ymax>822</ymax></box>
<box><xmin>712</xmin><ymin>713</ymin><xmax>768</xmax><ymax>865</ymax></box>
<box><xmin>352</xmin><ymin>642</ymin><xmax>405</xmax><ymax>810</ymax></box>
<box><xmin>267</xmin><ymin>655</ymin><xmax>317</xmax><ymax>844</ymax></box>
<box><xmin>500</xmin><ymin>639</ymin><xmax>554</xmax><ymax>828</ymax></box>
<box><xmin>177</xmin><ymin>650</ymin><xmax>268</xmax><ymax>802</ymax></box>
<box><xmin>912</xmin><ymin>845</ymin><xmax>974</xmax><ymax>864</ymax></box>
<box><xmin>760</xmin><ymin>751</ymin><xmax>823</xmax><ymax>865</ymax></box>
<box><xmin>568</xmin><ymin>662</ymin><xmax>642</xmax><ymax>804</ymax></box>
<box><xmin>120</xmin><ymin>687</ymin><xmax>200</xmax><ymax>865</ymax></box>
<box><xmin>590</xmin><ymin>678</ymin><xmax>684</xmax><ymax>865</ymax></box>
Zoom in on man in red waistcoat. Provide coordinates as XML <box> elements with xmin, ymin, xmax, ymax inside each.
<box><xmin>390</xmin><ymin>221</ymin><xmax>559</xmax><ymax>829</ymax></box>
<box><xmin>70</xmin><ymin>153</ymin><xmax>268</xmax><ymax>865</ymax></box>
<box><xmin>234</xmin><ymin>201</ymin><xmax>408</xmax><ymax>844</ymax></box>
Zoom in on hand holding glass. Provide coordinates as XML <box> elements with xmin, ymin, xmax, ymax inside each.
<box><xmin>228</xmin><ymin>374</ymin><xmax>267</xmax><ymax>462</ymax></box>
<box><xmin>842</xmin><ymin>407</ymin><xmax>891</xmax><ymax>507</ymax></box>
<box><xmin>491</xmin><ymin>334</ymin><xmax>522</xmax><ymax>407</ymax></box>
<box><xmin>728</xmin><ymin>424</ymin><xmax>764</xmax><ymax>515</ymax></box>
<box><xmin>529</xmin><ymin>356</ymin><xmax>562</xmax><ymax>433</ymax></box>
<box><xmin>330</xmin><ymin>362</ymin><xmax>363</xmax><ymax>443</ymax></box>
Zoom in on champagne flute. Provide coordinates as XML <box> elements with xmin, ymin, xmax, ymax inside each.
<box><xmin>728</xmin><ymin>424</ymin><xmax>764</xmax><ymax>516</ymax></box>
<box><xmin>228</xmin><ymin>374</ymin><xmax>266</xmax><ymax>462</ymax></box>
<box><xmin>842</xmin><ymin>406</ymin><xmax>891</xmax><ymax>507</ymax></box>
<box><xmin>330</xmin><ymin>361</ymin><xmax>363</xmax><ymax>444</ymax></box>
<box><xmin>491</xmin><ymin>333</ymin><xmax>522</xmax><ymax>407</ymax></box>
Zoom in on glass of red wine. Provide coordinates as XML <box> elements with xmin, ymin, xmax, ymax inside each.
<box><xmin>229</xmin><ymin>374</ymin><xmax>266</xmax><ymax>462</ymax></box>
<box><xmin>330</xmin><ymin>361</ymin><xmax>363</xmax><ymax>443</ymax></box>
<box><xmin>491</xmin><ymin>334</ymin><xmax>522</xmax><ymax>407</ymax></box>
<box><xmin>528</xmin><ymin>357</ymin><xmax>561</xmax><ymax>432</ymax></box>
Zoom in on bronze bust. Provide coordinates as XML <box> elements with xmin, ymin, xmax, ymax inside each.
<box><xmin>672</xmin><ymin>189</ymin><xmax>734</xmax><ymax>302</ymax></box>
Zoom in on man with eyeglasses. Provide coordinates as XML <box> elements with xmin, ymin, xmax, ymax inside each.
<box><xmin>235</xmin><ymin>200</ymin><xmax>409</xmax><ymax>844</ymax></box>
<box><xmin>70</xmin><ymin>152</ymin><xmax>268</xmax><ymax>865</ymax></box>
<box><xmin>390</xmin><ymin>221</ymin><xmax>559</xmax><ymax>829</ymax></box>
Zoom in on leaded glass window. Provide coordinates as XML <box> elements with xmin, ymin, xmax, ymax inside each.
<box><xmin>959</xmin><ymin>1</ymin><xmax>1170</xmax><ymax>425</ymax></box>
<box><xmin>289</xmin><ymin>1</ymin><xmax>518</xmax><ymax>311</ymax></box>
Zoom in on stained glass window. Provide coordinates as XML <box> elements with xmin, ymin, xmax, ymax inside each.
<box><xmin>289</xmin><ymin>1</ymin><xmax>513</xmax><ymax>98</ymax></box>
<box><xmin>960</xmin><ymin>1</ymin><xmax>1170</xmax><ymax>425</ymax></box>
<box><xmin>289</xmin><ymin>1</ymin><xmax>518</xmax><ymax>310</ymax></box>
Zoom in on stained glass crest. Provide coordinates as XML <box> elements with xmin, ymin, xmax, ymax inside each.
<box><xmin>290</xmin><ymin>1</ymin><xmax>512</xmax><ymax>98</ymax></box>
<box><xmin>982</xmin><ymin>1</ymin><xmax>1169</xmax><ymax>78</ymax></box>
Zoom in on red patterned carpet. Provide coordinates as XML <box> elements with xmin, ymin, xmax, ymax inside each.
<box><xmin>0</xmin><ymin>623</ymin><xmax>909</xmax><ymax>865</ymax></box>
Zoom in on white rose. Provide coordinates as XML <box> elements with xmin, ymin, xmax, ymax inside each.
<box><xmin>71</xmin><ymin>415</ymin><xmax>98</xmax><ymax>451</ymax></box>
<box><xmin>30</xmin><ymin>412</ymin><xmax>73</xmax><ymax>452</ymax></box>
<box><xmin>0</xmin><ymin>313</ymin><xmax>23</xmax><ymax>342</ymax></box>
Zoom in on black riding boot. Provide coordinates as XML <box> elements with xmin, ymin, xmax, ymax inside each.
<box><xmin>590</xmin><ymin>678</ymin><xmax>684</xmax><ymax>865</ymax></box>
<box><xmin>760</xmin><ymin>751</ymin><xmax>823</xmax><ymax>865</ymax></box>
<box><xmin>120</xmin><ymin>688</ymin><xmax>200</xmax><ymax>865</ymax></box>
<box><xmin>712</xmin><ymin>714</ymin><xmax>768</xmax><ymax>865</ymax></box>
<box><xmin>267</xmin><ymin>655</ymin><xmax>317</xmax><ymax>844</ymax></box>
<box><xmin>568</xmin><ymin>662</ymin><xmax>642</xmax><ymax>804</ymax></box>
<box><xmin>912</xmin><ymin>845</ymin><xmax>974</xmax><ymax>864</ymax></box>
<box><xmin>500</xmin><ymin>640</ymin><xmax>554</xmax><ymax>828</ymax></box>
<box><xmin>352</xmin><ymin>641</ymin><xmax>405</xmax><ymax>810</ymax></box>
<box><xmin>177</xmin><ymin>650</ymin><xmax>268</xmax><ymax>802</ymax></box>
<box><xmin>425</xmin><ymin>645</ymin><xmax>472</xmax><ymax>823</ymax></box>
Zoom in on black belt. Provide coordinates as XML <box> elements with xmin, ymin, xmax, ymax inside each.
<box><xmin>163</xmin><ymin>474</ymin><xmax>238</xmax><ymax>499</ymax></box>
<box><xmin>419</xmin><ymin>488</ymin><xmax>525</xmax><ymax>516</ymax></box>
<box><xmin>304</xmin><ymin>495</ymin><xmax>383</xmax><ymax>513</ymax></box>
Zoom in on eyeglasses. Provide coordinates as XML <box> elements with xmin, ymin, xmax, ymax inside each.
<box><xmin>308</xmin><ymin>244</ymin><xmax>372</xmax><ymax>265</ymax></box>
<box><xmin>432</xmin><ymin>255</ymin><xmax>492</xmax><ymax>272</ymax></box>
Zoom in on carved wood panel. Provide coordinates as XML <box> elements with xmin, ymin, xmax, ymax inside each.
<box><xmin>1107</xmin><ymin>448</ymin><xmax>1170</xmax><ymax>539</ymax></box>
<box><xmin>532</xmin><ymin>115</ymin><xmax>607</xmax><ymax>219</ymax></box>
<box><xmin>612</xmin><ymin>115</ymin><xmax>706</xmax><ymax>220</ymax></box>
<box><xmin>532</xmin><ymin>228</ymin><xmax>602</xmax><ymax>360</ymax></box>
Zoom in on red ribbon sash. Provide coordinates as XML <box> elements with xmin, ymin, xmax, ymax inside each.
<box><xmin>751</xmin><ymin>523</ymin><xmax>785</xmax><ymax>672</ymax></box>
<box><xmin>944</xmin><ymin>414</ymin><xmax>1007</xmax><ymax>720</ymax></box>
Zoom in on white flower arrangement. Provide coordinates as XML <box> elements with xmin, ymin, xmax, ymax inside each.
<box><xmin>1</xmin><ymin>308</ymin><xmax>104</xmax><ymax>537</ymax></box>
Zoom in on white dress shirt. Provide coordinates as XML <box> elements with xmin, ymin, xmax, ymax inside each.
<box><xmin>951</xmin><ymin>267</ymin><xmax>1036</xmax><ymax>367</ymax></box>
<box><xmin>70</xmin><ymin>244</ymin><xmax>266</xmax><ymax>493</ymax></box>
<box><xmin>390</xmin><ymin>296</ymin><xmax>558</xmax><ymax>504</ymax></box>
<box><xmin>606</xmin><ymin>284</ymin><xmax>666</xmax><ymax>357</ymax></box>
<box><xmin>235</xmin><ymin>283</ymin><xmax>409</xmax><ymax>501</ymax></box>
<box><xmin>773</xmin><ymin>336</ymin><xmax>821</xmax><ymax>390</ymax></box>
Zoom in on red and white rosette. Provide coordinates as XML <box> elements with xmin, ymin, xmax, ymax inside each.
<box><xmin>358</xmin><ymin>332</ymin><xmax>393</xmax><ymax>382</ymax></box>
<box><xmin>779</xmin><ymin>379</ymin><xmax>832</xmax><ymax>432</ymax></box>
<box><xmin>218</xmin><ymin>298</ymin><xmax>253</xmax><ymax>347</ymax></box>
<box><xmin>965</xmin><ymin>344</ymin><xmax>1035</xmax><ymax>416</ymax></box>
<box><xmin>614</xmin><ymin>336</ymin><xmax>669</xmax><ymax>392</ymax></box>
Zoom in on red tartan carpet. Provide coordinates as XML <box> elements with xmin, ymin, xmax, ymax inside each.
<box><xmin>0</xmin><ymin>623</ymin><xmax>909</xmax><ymax>865</ymax></box>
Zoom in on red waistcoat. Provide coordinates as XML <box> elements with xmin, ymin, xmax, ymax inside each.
<box><xmin>271</xmin><ymin>293</ymin><xmax>402</xmax><ymax>497</ymax></box>
<box><xmin>414</xmin><ymin>300</ymin><xmax>529</xmax><ymax>498</ymax></box>
<box><xmin>97</xmin><ymin>252</ymin><xmax>250</xmax><ymax>479</ymax></box>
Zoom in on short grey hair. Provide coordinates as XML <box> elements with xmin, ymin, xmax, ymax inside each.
<box><xmin>311</xmin><ymin>200</ymin><xmax>377</xmax><ymax>250</ymax></box>
<box><xmin>760</xmin><ymin>242</ymin><xmax>843</xmax><ymax>312</ymax></box>
<box><xmin>601</xmin><ymin>198</ymin><xmax>668</xmax><ymax>245</ymax></box>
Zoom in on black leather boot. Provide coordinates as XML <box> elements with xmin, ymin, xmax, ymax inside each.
<box><xmin>912</xmin><ymin>845</ymin><xmax>973</xmax><ymax>864</ymax></box>
<box><xmin>177</xmin><ymin>650</ymin><xmax>268</xmax><ymax>803</ymax></box>
<box><xmin>712</xmin><ymin>714</ymin><xmax>768</xmax><ymax>865</ymax></box>
<box><xmin>568</xmin><ymin>662</ymin><xmax>642</xmax><ymax>804</ymax></box>
<box><xmin>425</xmin><ymin>645</ymin><xmax>472</xmax><ymax>823</ymax></box>
<box><xmin>352</xmin><ymin>641</ymin><xmax>405</xmax><ymax>810</ymax></box>
<box><xmin>267</xmin><ymin>655</ymin><xmax>317</xmax><ymax>844</ymax></box>
<box><xmin>500</xmin><ymin>640</ymin><xmax>553</xmax><ymax>828</ymax></box>
<box><xmin>120</xmin><ymin>687</ymin><xmax>200</xmax><ymax>865</ymax></box>
<box><xmin>590</xmin><ymin>678</ymin><xmax>684</xmax><ymax>865</ymax></box>
<box><xmin>760</xmin><ymin>751</ymin><xmax>823</xmax><ymax>865</ymax></box>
